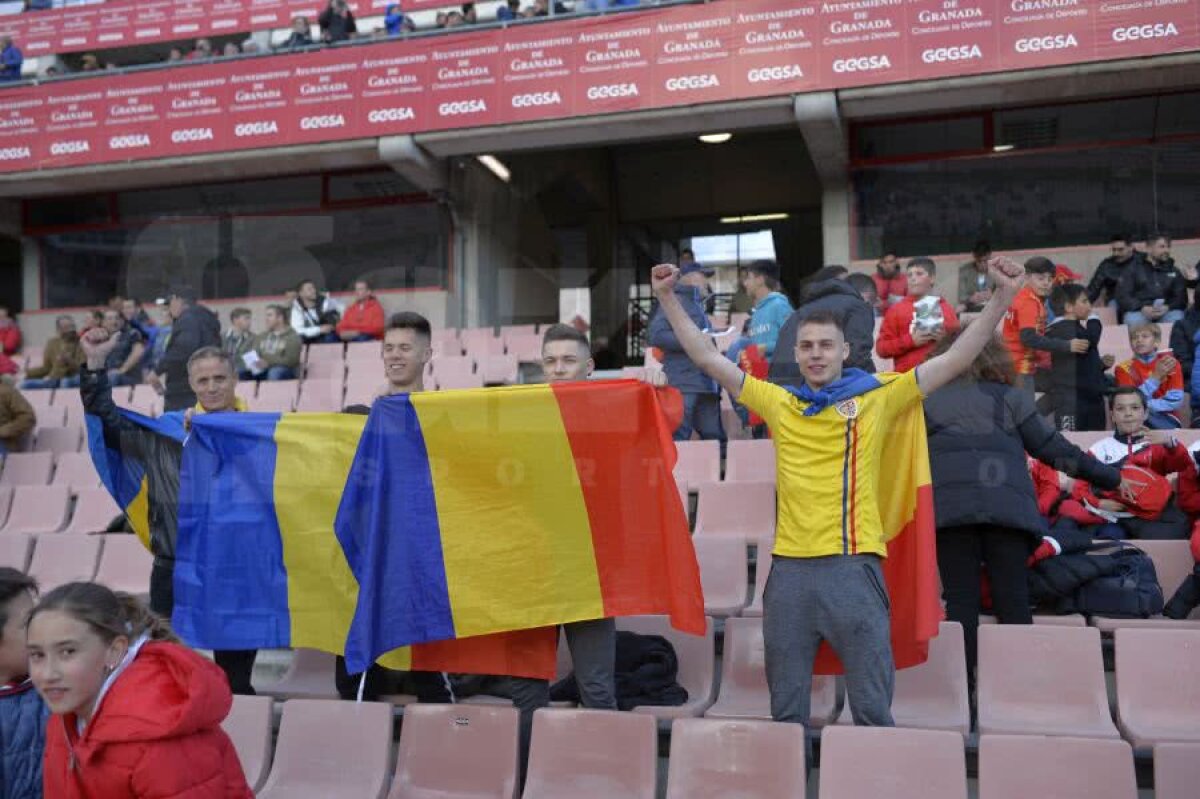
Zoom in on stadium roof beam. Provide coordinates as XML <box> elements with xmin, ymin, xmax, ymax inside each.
<box><xmin>378</xmin><ymin>135</ymin><xmax>447</xmax><ymax>195</ymax></box>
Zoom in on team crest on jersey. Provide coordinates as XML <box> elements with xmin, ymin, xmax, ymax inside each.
<box><xmin>834</xmin><ymin>398</ymin><xmax>860</xmax><ymax>419</ymax></box>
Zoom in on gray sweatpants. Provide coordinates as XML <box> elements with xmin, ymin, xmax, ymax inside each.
<box><xmin>763</xmin><ymin>554</ymin><xmax>895</xmax><ymax>737</ymax></box>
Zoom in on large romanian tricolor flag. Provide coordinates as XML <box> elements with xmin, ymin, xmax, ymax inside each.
<box><xmin>171</xmin><ymin>380</ymin><xmax>703</xmax><ymax>676</ymax></box>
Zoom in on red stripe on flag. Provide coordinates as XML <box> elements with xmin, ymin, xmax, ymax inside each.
<box><xmin>410</xmin><ymin>627</ymin><xmax>559</xmax><ymax>680</ymax></box>
<box><xmin>849</xmin><ymin>420</ymin><xmax>859</xmax><ymax>555</ymax></box>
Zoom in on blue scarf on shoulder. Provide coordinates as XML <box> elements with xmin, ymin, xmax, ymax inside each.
<box><xmin>781</xmin><ymin>368</ymin><xmax>885</xmax><ymax>416</ymax></box>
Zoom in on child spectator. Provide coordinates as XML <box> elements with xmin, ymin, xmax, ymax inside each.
<box><xmin>875</xmin><ymin>257</ymin><xmax>959</xmax><ymax>373</ymax></box>
<box><xmin>0</xmin><ymin>568</ymin><xmax>46</xmax><ymax>799</ymax></box>
<box><xmin>1045</xmin><ymin>283</ymin><xmax>1111</xmax><ymax>431</ymax></box>
<box><xmin>384</xmin><ymin>4</ymin><xmax>406</xmax><ymax>34</ymax></box>
<box><xmin>956</xmin><ymin>239</ymin><xmax>994</xmax><ymax>322</ymax></box>
<box><xmin>871</xmin><ymin>250</ymin><xmax>905</xmax><ymax>315</ymax></box>
<box><xmin>0</xmin><ymin>305</ymin><xmax>21</xmax><ymax>377</ymax></box>
<box><xmin>1001</xmin><ymin>256</ymin><xmax>1060</xmax><ymax>392</ymax></box>
<box><xmin>223</xmin><ymin>307</ymin><xmax>256</xmax><ymax>377</ymax></box>
<box><xmin>1114</xmin><ymin>322</ymin><xmax>1183</xmax><ymax>429</ymax></box>
<box><xmin>28</xmin><ymin>582</ymin><xmax>253</xmax><ymax>798</ymax></box>
<box><xmin>336</xmin><ymin>279</ymin><xmax>386</xmax><ymax>342</ymax></box>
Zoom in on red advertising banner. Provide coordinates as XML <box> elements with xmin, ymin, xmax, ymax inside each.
<box><xmin>0</xmin><ymin>0</ymin><xmax>1198</xmax><ymax>175</ymax></box>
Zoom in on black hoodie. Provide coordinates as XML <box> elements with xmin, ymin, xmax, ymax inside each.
<box><xmin>767</xmin><ymin>279</ymin><xmax>875</xmax><ymax>387</ymax></box>
<box><xmin>1086</xmin><ymin>252</ymin><xmax>1143</xmax><ymax>309</ymax></box>
<box><xmin>157</xmin><ymin>303</ymin><xmax>221</xmax><ymax>411</ymax></box>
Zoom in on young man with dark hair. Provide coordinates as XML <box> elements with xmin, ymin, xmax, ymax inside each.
<box><xmin>1115</xmin><ymin>322</ymin><xmax>1183</xmax><ymax>430</ymax></box>
<box><xmin>649</xmin><ymin>254</ymin><xmax>1025</xmax><ymax>757</ymax></box>
<box><xmin>1045</xmin><ymin>284</ymin><xmax>1111</xmax><ymax>431</ymax></box>
<box><xmin>772</xmin><ymin>266</ymin><xmax>875</xmax><ymax>383</ymax></box>
<box><xmin>957</xmin><ymin>240</ymin><xmax>994</xmax><ymax>320</ymax></box>
<box><xmin>871</xmin><ymin>250</ymin><xmax>905</xmax><ymax>315</ymax></box>
<box><xmin>100</xmin><ymin>308</ymin><xmax>146</xmax><ymax>387</ymax></box>
<box><xmin>876</xmin><ymin>257</ymin><xmax>960</xmax><ymax>373</ymax></box>
<box><xmin>1117</xmin><ymin>233</ymin><xmax>1187</xmax><ymax>326</ymax></box>
<box><xmin>1003</xmin><ymin>257</ymin><xmax>1081</xmax><ymax>392</ymax></box>
<box><xmin>223</xmin><ymin>308</ymin><xmax>256</xmax><ymax>378</ymax></box>
<box><xmin>1088</xmin><ymin>234</ymin><xmax>1142</xmax><ymax>316</ymax></box>
<box><xmin>249</xmin><ymin>305</ymin><xmax>302</xmax><ymax>381</ymax></box>
<box><xmin>733</xmin><ymin>261</ymin><xmax>793</xmax><ymax>360</ymax></box>
<box><xmin>290</xmin><ymin>279</ymin><xmax>344</xmax><ymax>345</ymax></box>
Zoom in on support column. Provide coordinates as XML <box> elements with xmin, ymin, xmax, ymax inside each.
<box><xmin>793</xmin><ymin>92</ymin><xmax>851</xmax><ymax>267</ymax></box>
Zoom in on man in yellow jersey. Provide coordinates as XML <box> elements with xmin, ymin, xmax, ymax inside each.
<box><xmin>650</xmin><ymin>256</ymin><xmax>1025</xmax><ymax>740</ymax></box>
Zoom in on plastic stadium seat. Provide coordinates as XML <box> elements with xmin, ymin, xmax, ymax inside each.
<box><xmin>1</xmin><ymin>485</ymin><xmax>70</xmax><ymax>534</ymax></box>
<box><xmin>1099</xmin><ymin>325</ymin><xmax>1133</xmax><ymax>366</ymax></box>
<box><xmin>724</xmin><ymin>439</ymin><xmax>774</xmax><ymax>483</ymax></box>
<box><xmin>93</xmin><ymin>534</ymin><xmax>152</xmax><ymax>596</ymax></box>
<box><xmin>522</xmin><ymin>709</ymin><xmax>656</xmax><ymax>799</ymax></box>
<box><xmin>742</xmin><ymin>553</ymin><xmax>771</xmax><ymax>617</ymax></box>
<box><xmin>432</xmin><ymin>329</ymin><xmax>462</xmax><ymax>357</ymax></box>
<box><xmin>128</xmin><ymin>384</ymin><xmax>156</xmax><ymax>406</ymax></box>
<box><xmin>977</xmin><ymin>625</ymin><xmax>1118</xmax><ymax>738</ymax></box>
<box><xmin>257</xmin><ymin>698</ymin><xmax>393</xmax><ymax>799</ymax></box>
<box><xmin>460</xmin><ymin>328</ymin><xmax>505</xmax><ymax>359</ymax></box>
<box><xmin>302</xmin><ymin>358</ymin><xmax>344</xmax><ymax>382</ymax></box>
<box><xmin>346</xmin><ymin>341</ymin><xmax>381</xmax><ymax>362</ymax></box>
<box><xmin>345</xmin><ymin>359</ymin><xmax>381</xmax><ymax>384</ymax></box>
<box><xmin>480</xmin><ymin>355</ymin><xmax>519</xmax><ymax>385</ymax></box>
<box><xmin>692</xmin><ymin>537</ymin><xmax>748</xmax><ymax>617</ymax></box>
<box><xmin>389</xmin><ymin>704</ymin><xmax>519</xmax><ymax>799</ymax></box>
<box><xmin>500</xmin><ymin>324</ymin><xmax>538</xmax><ymax>338</ymax></box>
<box><xmin>705</xmin><ymin>616</ymin><xmax>839</xmax><ymax>727</ymax></box>
<box><xmin>235</xmin><ymin>381</ymin><xmax>257</xmax><ymax>403</ymax></box>
<box><xmin>693</xmin><ymin>482</ymin><xmax>775</xmax><ymax>542</ymax></box>
<box><xmin>305</xmin><ymin>343</ymin><xmax>345</xmax><ymax>363</ymax></box>
<box><xmin>257</xmin><ymin>648</ymin><xmax>340</xmax><ymax>699</ymax></box>
<box><xmin>221</xmin><ymin>694</ymin><xmax>274</xmax><ymax>794</ymax></box>
<box><xmin>253</xmin><ymin>380</ymin><xmax>300</xmax><ymax>413</ymax></box>
<box><xmin>0</xmin><ymin>534</ymin><xmax>32</xmax><ymax>571</ymax></box>
<box><xmin>673</xmin><ymin>440</ymin><xmax>720</xmax><ymax>491</ymax></box>
<box><xmin>28</xmin><ymin>533</ymin><xmax>101</xmax><ymax>590</ymax></box>
<box><xmin>0</xmin><ymin>452</ymin><xmax>54</xmax><ymax>486</ymax></box>
<box><xmin>62</xmin><ymin>487</ymin><xmax>122</xmax><ymax>534</ymax></box>
<box><xmin>0</xmin><ymin>486</ymin><xmax>10</xmax><ymax>527</ymax></box>
<box><xmin>1092</xmin><ymin>540</ymin><xmax>1200</xmax><ymax>630</ymax></box>
<box><xmin>721</xmin><ymin>408</ymin><xmax>747</xmax><ymax>441</ymax></box>
<box><xmin>980</xmin><ymin>613</ymin><xmax>1087</xmax><ymax>627</ymax></box>
<box><xmin>1155</xmin><ymin>743</ymin><xmax>1200</xmax><ymax>799</ymax></box>
<box><xmin>818</xmin><ymin>726</ymin><xmax>967</xmax><ymax>799</ymax></box>
<box><xmin>1114</xmin><ymin>628</ymin><xmax>1200</xmax><ymax>748</ymax></box>
<box><xmin>978</xmin><ymin>734</ymin><xmax>1136</xmax><ymax>799</ymax></box>
<box><xmin>33</xmin><ymin>426</ymin><xmax>81</xmax><ymax>455</ymax></box>
<box><xmin>50</xmin><ymin>453</ymin><xmax>101</xmax><ymax>490</ymax></box>
<box><xmin>432</xmin><ymin>357</ymin><xmax>480</xmax><ymax>391</ymax></box>
<box><xmin>617</xmin><ymin>615</ymin><xmax>715</xmax><ymax>718</ymax></box>
<box><xmin>504</xmin><ymin>333</ymin><xmax>543</xmax><ymax>363</ymax></box>
<box><xmin>665</xmin><ymin>718</ymin><xmax>806</xmax><ymax>799</ymax></box>
<box><xmin>344</xmin><ymin>380</ymin><xmax>381</xmax><ymax>409</ymax></box>
<box><xmin>837</xmin><ymin>621</ymin><xmax>970</xmax><ymax>736</ymax></box>
<box><xmin>296</xmin><ymin>379</ymin><xmax>343</xmax><ymax>412</ymax></box>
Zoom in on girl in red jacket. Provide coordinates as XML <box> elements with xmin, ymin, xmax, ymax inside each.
<box><xmin>26</xmin><ymin>581</ymin><xmax>253</xmax><ymax>799</ymax></box>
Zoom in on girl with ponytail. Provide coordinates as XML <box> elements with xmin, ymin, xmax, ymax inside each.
<box><xmin>26</xmin><ymin>582</ymin><xmax>252</xmax><ymax>798</ymax></box>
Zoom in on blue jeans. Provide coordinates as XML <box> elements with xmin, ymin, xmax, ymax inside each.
<box><xmin>20</xmin><ymin>376</ymin><xmax>80</xmax><ymax>390</ymax></box>
<box><xmin>1123</xmin><ymin>309</ymin><xmax>1185</xmax><ymax>326</ymax></box>
<box><xmin>674</xmin><ymin>393</ymin><xmax>725</xmax><ymax>443</ymax></box>
<box><xmin>264</xmin><ymin>366</ymin><xmax>296</xmax><ymax>381</ymax></box>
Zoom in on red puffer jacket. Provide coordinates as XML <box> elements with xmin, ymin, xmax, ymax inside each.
<box><xmin>43</xmin><ymin>642</ymin><xmax>253</xmax><ymax>799</ymax></box>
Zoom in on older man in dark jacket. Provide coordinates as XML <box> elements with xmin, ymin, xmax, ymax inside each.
<box><xmin>152</xmin><ymin>286</ymin><xmax>221</xmax><ymax>411</ymax></box>
<box><xmin>768</xmin><ymin>267</ymin><xmax>875</xmax><ymax>387</ymax></box>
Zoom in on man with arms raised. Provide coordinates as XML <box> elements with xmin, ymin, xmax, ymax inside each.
<box><xmin>649</xmin><ymin>256</ymin><xmax>1025</xmax><ymax>747</ymax></box>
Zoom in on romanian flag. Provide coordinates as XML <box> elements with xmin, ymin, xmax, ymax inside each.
<box><xmin>172</xmin><ymin>381</ymin><xmax>703</xmax><ymax>676</ymax></box>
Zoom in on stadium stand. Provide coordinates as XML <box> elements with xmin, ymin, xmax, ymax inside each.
<box><xmin>692</xmin><ymin>482</ymin><xmax>776</xmax><ymax>543</ymax></box>
<box><xmin>388</xmin><ymin>704</ymin><xmax>519</xmax><ymax>799</ymax></box>
<box><xmin>0</xmin><ymin>533</ymin><xmax>32</xmax><ymax>571</ymax></box>
<box><xmin>1114</xmin><ymin>628</ymin><xmax>1200</xmax><ymax>749</ymax></box>
<box><xmin>665</xmin><ymin>718</ymin><xmax>807</xmax><ymax>799</ymax></box>
<box><xmin>50</xmin><ymin>452</ymin><xmax>102</xmax><ymax>489</ymax></box>
<box><xmin>32</xmin><ymin>425</ymin><xmax>80</xmax><ymax>454</ymax></box>
<box><xmin>523</xmin><ymin>709</ymin><xmax>657</xmax><ymax>799</ymax></box>
<box><xmin>672</xmin><ymin>440</ymin><xmax>720</xmax><ymax>492</ymax></box>
<box><xmin>257</xmin><ymin>648</ymin><xmax>340</xmax><ymax>700</ymax></box>
<box><xmin>977</xmin><ymin>734</ymin><xmax>1137</xmax><ymax>799</ymax></box>
<box><xmin>617</xmin><ymin>615</ymin><xmax>715</xmax><ymax>719</ymax></box>
<box><xmin>0</xmin><ymin>451</ymin><xmax>53</xmax><ymax>486</ymax></box>
<box><xmin>724</xmin><ymin>439</ymin><xmax>775</xmax><ymax>484</ymax></box>
<box><xmin>0</xmin><ymin>485</ymin><xmax>69</xmax><ymax>534</ymax></box>
<box><xmin>221</xmin><ymin>695</ymin><xmax>275</xmax><ymax>795</ymax></box>
<box><xmin>27</xmin><ymin>532</ymin><xmax>101</xmax><ymax>590</ymax></box>
<box><xmin>93</xmin><ymin>533</ymin><xmax>153</xmax><ymax>596</ymax></box>
<box><xmin>818</xmin><ymin>726</ymin><xmax>967</xmax><ymax>799</ymax></box>
<box><xmin>1091</xmin><ymin>540</ymin><xmax>1200</xmax><ymax>630</ymax></box>
<box><xmin>691</xmin><ymin>536</ymin><xmax>748</xmax><ymax>618</ymax></box>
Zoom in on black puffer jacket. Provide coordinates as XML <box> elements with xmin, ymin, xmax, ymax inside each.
<box><xmin>157</xmin><ymin>303</ymin><xmax>221</xmax><ymax>411</ymax></box>
<box><xmin>768</xmin><ymin>279</ymin><xmax>875</xmax><ymax>387</ymax></box>
<box><xmin>925</xmin><ymin>378</ymin><xmax>1121</xmax><ymax>537</ymax></box>
<box><xmin>1169</xmin><ymin>306</ymin><xmax>1200</xmax><ymax>388</ymax></box>
<box><xmin>1086</xmin><ymin>253</ymin><xmax>1142</xmax><ymax>308</ymax></box>
<box><xmin>1115</xmin><ymin>256</ymin><xmax>1188</xmax><ymax>314</ymax></box>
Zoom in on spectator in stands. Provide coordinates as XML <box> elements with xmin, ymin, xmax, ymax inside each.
<box><xmin>101</xmin><ymin>309</ymin><xmax>145</xmax><ymax>388</ymax></box>
<box><xmin>956</xmin><ymin>240</ymin><xmax>995</xmax><ymax>322</ymax></box>
<box><xmin>871</xmin><ymin>250</ymin><xmax>905</xmax><ymax>315</ymax></box>
<box><xmin>81</xmin><ymin>334</ymin><xmax>258</xmax><ymax>694</ymax></box>
<box><xmin>0</xmin><ymin>381</ymin><xmax>34</xmax><ymax>454</ymax></box>
<box><xmin>248</xmin><ymin>305</ymin><xmax>301</xmax><ymax>381</ymax></box>
<box><xmin>1114</xmin><ymin>322</ymin><xmax>1183</xmax><ymax>429</ymax></box>
<box><xmin>384</xmin><ymin>4</ymin><xmax>406</xmax><ymax>34</ymax></box>
<box><xmin>525</xmin><ymin>0</ymin><xmax>567</xmax><ymax>16</ymax></box>
<box><xmin>0</xmin><ymin>305</ymin><xmax>21</xmax><ymax>378</ymax></box>
<box><xmin>462</xmin><ymin>2</ymin><xmax>478</xmax><ymax>23</ymax></box>
<box><xmin>187</xmin><ymin>38</ymin><xmax>214</xmax><ymax>60</ymax></box>
<box><xmin>241</xmin><ymin>38</ymin><xmax>260</xmax><ymax>54</ymax></box>
<box><xmin>318</xmin><ymin>0</ymin><xmax>357</xmax><ymax>43</ymax></box>
<box><xmin>222</xmin><ymin>42</ymin><xmax>240</xmax><ymax>57</ymax></box>
<box><xmin>1001</xmin><ymin>256</ymin><xmax>1059</xmax><ymax>393</ymax></box>
<box><xmin>583</xmin><ymin>0</ymin><xmax>641</xmax><ymax>8</ymax></box>
<box><xmin>24</xmin><ymin>0</ymin><xmax>52</xmax><ymax>10</ymax></box>
<box><xmin>121</xmin><ymin>297</ymin><xmax>156</xmax><ymax>349</ymax></box>
<box><xmin>167</xmin><ymin>47</ymin><xmax>185</xmax><ymax>63</ymax></box>
<box><xmin>337</xmin><ymin>279</ymin><xmax>386</xmax><ymax>342</ymax></box>
<box><xmin>79</xmin><ymin>53</ymin><xmax>100</xmax><ymax>72</ymax></box>
<box><xmin>1117</xmin><ymin>233</ymin><xmax>1186</xmax><ymax>326</ymax></box>
<box><xmin>1163</xmin><ymin>527</ymin><xmax>1200</xmax><ymax>619</ymax></box>
<box><xmin>1170</xmin><ymin>297</ymin><xmax>1200</xmax><ymax>423</ymax></box>
<box><xmin>876</xmin><ymin>257</ymin><xmax>960</xmax><ymax>373</ymax></box>
<box><xmin>444</xmin><ymin>11</ymin><xmax>466</xmax><ymax>27</ymax></box>
<box><xmin>291</xmin><ymin>279</ymin><xmax>344</xmax><ymax>345</ymax></box>
<box><xmin>21</xmin><ymin>315</ymin><xmax>83</xmax><ymax>390</ymax></box>
<box><xmin>923</xmin><ymin>333</ymin><xmax>1121</xmax><ymax>696</ymax></box>
<box><xmin>496</xmin><ymin>0</ymin><xmax>521</xmax><ymax>20</ymax></box>
<box><xmin>0</xmin><ymin>37</ymin><xmax>23</xmax><ymax>82</ymax></box>
<box><xmin>770</xmin><ymin>265</ymin><xmax>875</xmax><ymax>384</ymax></box>
<box><xmin>28</xmin><ymin>582</ymin><xmax>254</xmax><ymax>798</ymax></box>
<box><xmin>846</xmin><ymin>272</ymin><xmax>878</xmax><ymax>311</ymax></box>
<box><xmin>650</xmin><ymin>255</ymin><xmax>1026</xmax><ymax>759</ymax></box>
<box><xmin>150</xmin><ymin>286</ymin><xmax>221</xmax><ymax>412</ymax></box>
<box><xmin>1045</xmin><ymin>284</ymin><xmax>1110</xmax><ymax>431</ymax></box>
<box><xmin>223</xmin><ymin>307</ymin><xmax>256</xmax><ymax>377</ymax></box>
<box><xmin>280</xmin><ymin>16</ymin><xmax>315</xmax><ymax>49</ymax></box>
<box><xmin>144</xmin><ymin>305</ymin><xmax>172</xmax><ymax>376</ymax></box>
<box><xmin>0</xmin><ymin>569</ymin><xmax>46</xmax><ymax>799</ymax></box>
<box><xmin>649</xmin><ymin>262</ymin><xmax>724</xmax><ymax>444</ymax></box>
<box><xmin>435</xmin><ymin>10</ymin><xmax>449</xmax><ymax>26</ymax></box>
<box><xmin>1088</xmin><ymin>233</ymin><xmax>1142</xmax><ymax>319</ymax></box>
<box><xmin>727</xmin><ymin>260</ymin><xmax>792</xmax><ymax>361</ymax></box>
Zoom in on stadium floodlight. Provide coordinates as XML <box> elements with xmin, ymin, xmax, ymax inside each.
<box><xmin>698</xmin><ymin>132</ymin><xmax>733</xmax><ymax>144</ymax></box>
<box><xmin>477</xmin><ymin>154</ymin><xmax>511</xmax><ymax>182</ymax></box>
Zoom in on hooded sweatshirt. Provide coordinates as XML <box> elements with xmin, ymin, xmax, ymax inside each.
<box><xmin>767</xmin><ymin>279</ymin><xmax>876</xmax><ymax>386</ymax></box>
<box><xmin>43</xmin><ymin>641</ymin><xmax>252</xmax><ymax>799</ymax></box>
<box><xmin>157</xmin><ymin>304</ymin><xmax>221</xmax><ymax>412</ymax></box>
<box><xmin>742</xmin><ymin>291</ymin><xmax>793</xmax><ymax>358</ymax></box>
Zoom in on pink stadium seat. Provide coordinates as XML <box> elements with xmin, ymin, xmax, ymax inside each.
<box><xmin>62</xmin><ymin>487</ymin><xmax>122</xmax><ymax>534</ymax></box>
<box><xmin>235</xmin><ymin>381</ymin><xmax>257</xmax><ymax>403</ymax></box>
<box><xmin>389</xmin><ymin>704</ymin><xmax>519</xmax><ymax>799</ymax></box>
<box><xmin>62</xmin><ymin>403</ymin><xmax>85</xmax><ymax>432</ymax></box>
<box><xmin>836</xmin><ymin>621</ymin><xmax>970</xmax><ymax>736</ymax></box>
<box><xmin>1099</xmin><ymin>324</ymin><xmax>1133</xmax><ymax>364</ymax></box>
<box><xmin>128</xmin><ymin>384</ymin><xmax>156</xmax><ymax>406</ymax></box>
<box><xmin>253</xmin><ymin>380</ymin><xmax>300</xmax><ymax>413</ymax></box>
<box><xmin>1114</xmin><ymin>628</ymin><xmax>1200</xmax><ymax>748</ymax></box>
<box><xmin>522</xmin><ymin>709</ymin><xmax>657</xmax><ymax>799</ymax></box>
<box><xmin>28</xmin><ymin>533</ymin><xmax>101</xmax><ymax>590</ymax></box>
<box><xmin>978</xmin><ymin>734</ymin><xmax>1135</xmax><ymax>799</ymax></box>
<box><xmin>500</xmin><ymin>324</ymin><xmax>538</xmax><ymax>338</ymax></box>
<box><xmin>345</xmin><ymin>359</ymin><xmax>380</xmax><ymax>384</ymax></box>
<box><xmin>693</xmin><ymin>482</ymin><xmax>775</xmax><ymax>542</ymax></box>
<box><xmin>33</xmin><ymin>426</ymin><xmax>81</xmax><ymax>455</ymax></box>
<box><xmin>346</xmin><ymin>341</ymin><xmax>381</xmax><ymax>362</ymax></box>
<box><xmin>93</xmin><ymin>534</ymin><xmax>152</xmax><ymax>597</ymax></box>
<box><xmin>617</xmin><ymin>615</ymin><xmax>715</xmax><ymax>718</ymax></box>
<box><xmin>673</xmin><ymin>440</ymin><xmax>720</xmax><ymax>492</ymax></box>
<box><xmin>977</xmin><ymin>624</ymin><xmax>1118</xmax><ymax>738</ymax></box>
<box><xmin>432</xmin><ymin>356</ymin><xmax>479</xmax><ymax>391</ymax></box>
<box><xmin>50</xmin><ymin>453</ymin><xmax>101</xmax><ymax>490</ymax></box>
<box><xmin>0</xmin><ymin>486</ymin><xmax>11</xmax><ymax>527</ymax></box>
<box><xmin>724</xmin><ymin>440</ymin><xmax>774</xmax><ymax>483</ymax></box>
<box><xmin>980</xmin><ymin>613</ymin><xmax>1087</xmax><ymax>627</ymax></box>
<box><xmin>1</xmin><ymin>485</ymin><xmax>70</xmax><ymax>534</ymax></box>
<box><xmin>1154</xmin><ymin>743</ymin><xmax>1200</xmax><ymax>799</ymax></box>
<box><xmin>0</xmin><ymin>452</ymin><xmax>54</xmax><ymax>486</ymax></box>
<box><xmin>0</xmin><ymin>533</ymin><xmax>32</xmax><ymax>571</ymax></box>
<box><xmin>460</xmin><ymin>328</ymin><xmax>505</xmax><ymax>359</ymax></box>
<box><xmin>221</xmin><ymin>694</ymin><xmax>274</xmax><ymax>794</ymax></box>
<box><xmin>305</xmin><ymin>343</ymin><xmax>345</xmax><ymax>363</ymax></box>
<box><xmin>692</xmin><ymin>537</ymin><xmax>748</xmax><ymax>617</ymax></box>
<box><xmin>257</xmin><ymin>648</ymin><xmax>340</xmax><ymax>699</ymax></box>
<box><xmin>1092</xmin><ymin>540</ymin><xmax>1200</xmax><ymax>630</ymax></box>
<box><xmin>432</xmin><ymin>329</ymin><xmax>462</xmax><ymax>357</ymax></box>
<box><xmin>21</xmin><ymin>389</ymin><xmax>54</xmax><ymax>413</ymax></box>
<box><xmin>257</xmin><ymin>698</ymin><xmax>392</xmax><ymax>799</ymax></box>
<box><xmin>665</xmin><ymin>718</ymin><xmax>806</xmax><ymax>799</ymax></box>
<box><xmin>504</xmin><ymin>333</ymin><xmax>543</xmax><ymax>363</ymax></box>
<box><xmin>818</xmin><ymin>726</ymin><xmax>967</xmax><ymax>799</ymax></box>
<box><xmin>705</xmin><ymin>616</ymin><xmax>839</xmax><ymax>726</ymax></box>
<box><xmin>344</xmin><ymin>380</ymin><xmax>381</xmax><ymax>408</ymax></box>
<box><xmin>742</xmin><ymin>553</ymin><xmax>771</xmax><ymax>617</ymax></box>
<box><xmin>480</xmin><ymin>355</ymin><xmax>519</xmax><ymax>385</ymax></box>
<box><xmin>295</xmin><ymin>379</ymin><xmax>343</xmax><ymax>413</ymax></box>
<box><xmin>1093</xmin><ymin>305</ymin><xmax>1118</xmax><ymax>326</ymax></box>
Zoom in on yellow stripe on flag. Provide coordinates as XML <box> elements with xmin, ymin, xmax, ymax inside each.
<box><xmin>411</xmin><ymin>385</ymin><xmax>605</xmax><ymax>638</ymax></box>
<box><xmin>128</xmin><ymin>477</ymin><xmax>152</xmax><ymax>551</ymax></box>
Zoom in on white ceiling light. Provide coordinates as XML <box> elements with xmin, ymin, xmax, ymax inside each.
<box><xmin>992</xmin><ymin>144</ymin><xmax>1015</xmax><ymax>152</ymax></box>
<box><xmin>477</xmin><ymin>154</ymin><xmax>511</xmax><ymax>182</ymax></box>
<box><xmin>720</xmin><ymin>213</ymin><xmax>790</xmax><ymax>224</ymax></box>
<box><xmin>698</xmin><ymin>132</ymin><xmax>733</xmax><ymax>144</ymax></box>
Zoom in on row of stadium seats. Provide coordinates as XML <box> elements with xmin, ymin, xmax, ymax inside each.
<box><xmin>0</xmin><ymin>485</ymin><xmax>118</xmax><ymax>535</ymax></box>
<box><xmin>0</xmin><ymin>532</ymin><xmax>149</xmax><ymax>597</ymax></box>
